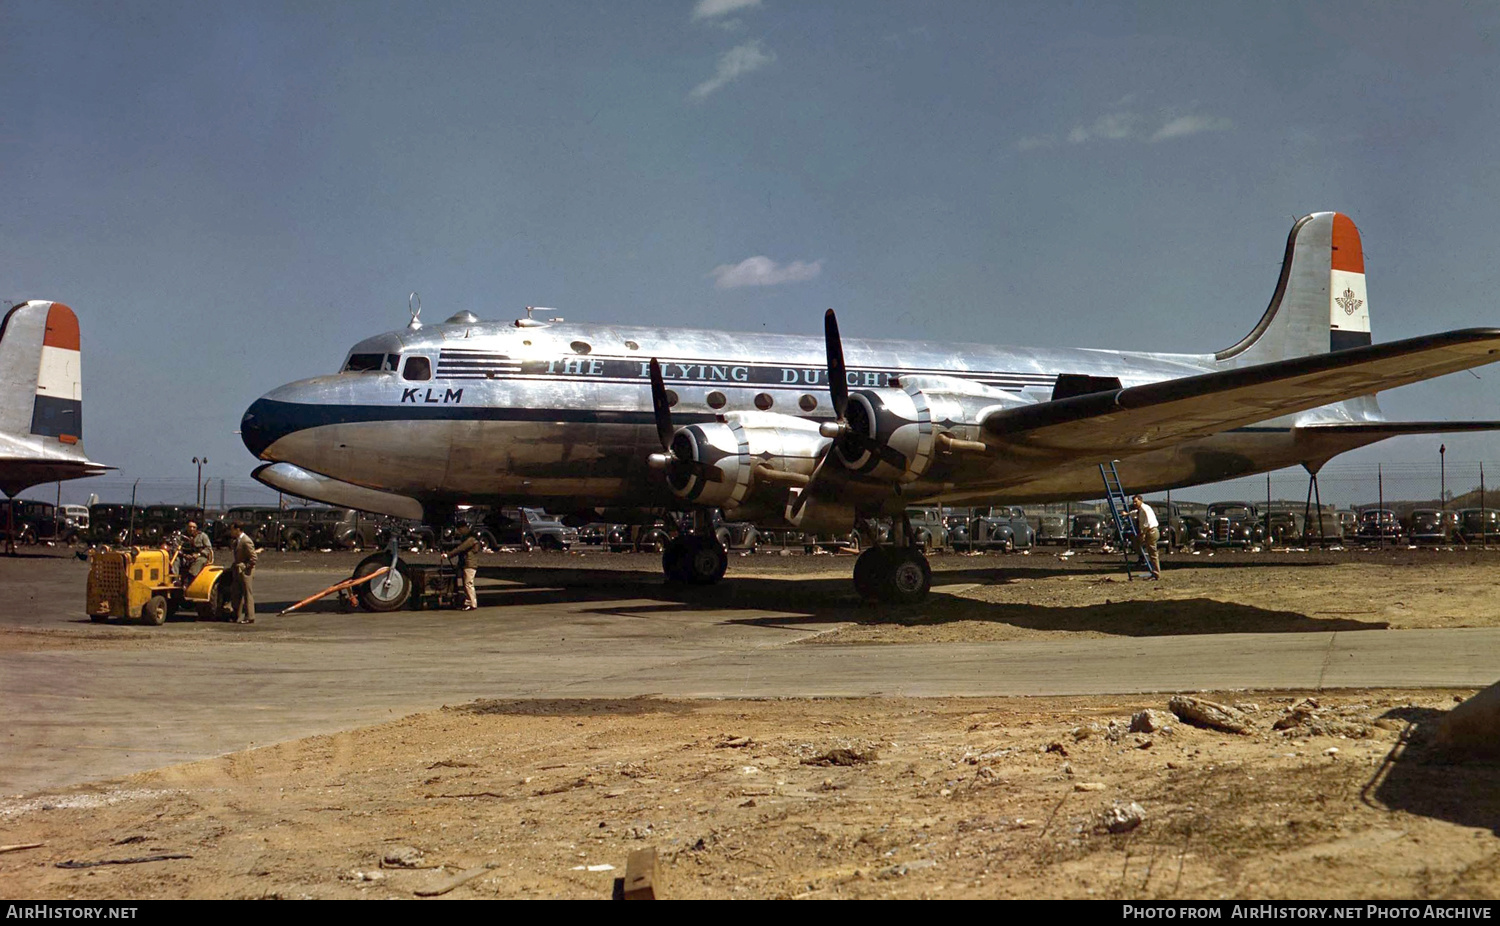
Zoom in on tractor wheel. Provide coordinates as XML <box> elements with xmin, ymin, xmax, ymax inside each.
<box><xmin>197</xmin><ymin>581</ymin><xmax>223</xmax><ymax>621</ymax></box>
<box><xmin>141</xmin><ymin>595</ymin><xmax>167</xmax><ymax>625</ymax></box>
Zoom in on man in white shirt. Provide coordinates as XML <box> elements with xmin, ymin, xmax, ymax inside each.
<box><xmin>1132</xmin><ymin>495</ymin><xmax>1162</xmax><ymax>580</ymax></box>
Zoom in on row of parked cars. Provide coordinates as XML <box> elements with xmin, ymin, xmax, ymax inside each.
<box><xmin>13</xmin><ymin>496</ymin><xmax>1500</xmax><ymax>554</ymax></box>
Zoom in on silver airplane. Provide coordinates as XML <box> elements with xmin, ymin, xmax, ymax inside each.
<box><xmin>0</xmin><ymin>301</ymin><xmax>108</xmax><ymax>502</ymax></box>
<box><xmin>243</xmin><ymin>212</ymin><xmax>1500</xmax><ymax>603</ymax></box>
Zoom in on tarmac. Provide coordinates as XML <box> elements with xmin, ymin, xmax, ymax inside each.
<box><xmin>4</xmin><ymin>551</ymin><xmax>1500</xmax><ymax>796</ymax></box>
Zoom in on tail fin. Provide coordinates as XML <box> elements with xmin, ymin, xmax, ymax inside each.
<box><xmin>0</xmin><ymin>300</ymin><xmax>84</xmax><ymax>444</ymax></box>
<box><xmin>1216</xmin><ymin>212</ymin><xmax>1371</xmax><ymax>366</ymax></box>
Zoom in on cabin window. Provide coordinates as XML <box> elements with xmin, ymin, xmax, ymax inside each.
<box><xmin>798</xmin><ymin>394</ymin><xmax>818</xmax><ymax>412</ymax></box>
<box><xmin>403</xmin><ymin>356</ymin><xmax>432</xmax><ymax>381</ymax></box>
<box><xmin>706</xmin><ymin>391</ymin><xmax>727</xmax><ymax>410</ymax></box>
<box><xmin>570</xmin><ymin>340</ymin><xmax>592</xmax><ymax>354</ymax></box>
<box><xmin>754</xmin><ymin>393</ymin><xmax>774</xmax><ymax>410</ymax></box>
<box><xmin>344</xmin><ymin>353</ymin><xmax>384</xmax><ymax>372</ymax></box>
<box><xmin>384</xmin><ymin>353</ymin><xmax>401</xmax><ymax>372</ymax></box>
<box><xmin>664</xmin><ymin>389</ymin><xmax>679</xmax><ymax>408</ymax></box>
<box><xmin>624</xmin><ymin>340</ymin><xmax>640</xmax><ymax>351</ymax></box>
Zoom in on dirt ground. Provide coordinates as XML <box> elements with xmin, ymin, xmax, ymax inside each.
<box><xmin>3</xmin><ymin>547</ymin><xmax>1499</xmax><ymax>899</ymax></box>
<box><xmin>2</xmin><ymin>689</ymin><xmax>1497</xmax><ymax>900</ymax></box>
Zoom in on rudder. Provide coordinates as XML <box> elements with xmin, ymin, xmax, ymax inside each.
<box><xmin>0</xmin><ymin>301</ymin><xmax>84</xmax><ymax>444</ymax></box>
<box><xmin>1216</xmin><ymin>212</ymin><xmax>1372</xmax><ymax>366</ymax></box>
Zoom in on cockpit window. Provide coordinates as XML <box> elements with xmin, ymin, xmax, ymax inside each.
<box><xmin>345</xmin><ymin>353</ymin><xmax>384</xmax><ymax>372</ymax></box>
<box><xmin>344</xmin><ymin>353</ymin><xmax>401</xmax><ymax>373</ymax></box>
<box><xmin>403</xmin><ymin>356</ymin><xmax>432</xmax><ymax>381</ymax></box>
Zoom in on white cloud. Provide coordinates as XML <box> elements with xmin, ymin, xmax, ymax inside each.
<box><xmin>1018</xmin><ymin>104</ymin><xmax>1234</xmax><ymax>151</ymax></box>
<box><xmin>1151</xmin><ymin>114</ymin><xmax>1234</xmax><ymax>142</ymax></box>
<box><xmin>709</xmin><ymin>256</ymin><xmax>823</xmax><ymax>289</ymax></box>
<box><xmin>689</xmin><ymin>40</ymin><xmax>775</xmax><ymax>100</ymax></box>
<box><xmin>692</xmin><ymin>0</ymin><xmax>761</xmax><ymax>20</ymax></box>
<box><xmin>1068</xmin><ymin>111</ymin><xmax>1142</xmax><ymax>143</ymax></box>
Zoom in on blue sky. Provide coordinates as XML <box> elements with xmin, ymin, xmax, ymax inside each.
<box><xmin>5</xmin><ymin>0</ymin><xmax>1500</xmax><ymax>500</ymax></box>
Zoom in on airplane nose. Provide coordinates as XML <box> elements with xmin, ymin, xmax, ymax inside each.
<box><xmin>241</xmin><ymin>397</ymin><xmax>293</xmax><ymax>459</ymax></box>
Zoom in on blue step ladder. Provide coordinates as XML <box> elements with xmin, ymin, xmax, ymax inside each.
<box><xmin>1099</xmin><ymin>461</ymin><xmax>1143</xmax><ymax>580</ymax></box>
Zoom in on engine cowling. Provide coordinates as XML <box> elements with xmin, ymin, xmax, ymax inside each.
<box><xmin>832</xmin><ymin>378</ymin><xmax>1011</xmax><ymax>482</ymax></box>
<box><xmin>663</xmin><ymin>411</ymin><xmax>827</xmax><ymax>509</ymax></box>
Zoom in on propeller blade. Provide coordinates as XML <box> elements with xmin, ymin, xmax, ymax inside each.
<box><xmin>789</xmin><ymin>451</ymin><xmax>830</xmax><ymax>518</ymax></box>
<box><xmin>824</xmin><ymin>309</ymin><xmax>848</xmax><ymax>421</ymax></box>
<box><xmin>648</xmin><ymin>358</ymin><xmax>674</xmax><ymax>452</ymax></box>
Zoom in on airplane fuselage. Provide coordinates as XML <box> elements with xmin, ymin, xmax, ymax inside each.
<box><xmin>243</xmin><ymin>317</ymin><xmax>1386</xmax><ymax>517</ymax></box>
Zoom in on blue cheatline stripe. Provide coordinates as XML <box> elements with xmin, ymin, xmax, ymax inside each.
<box><xmin>30</xmin><ymin>394</ymin><xmax>81</xmax><ymax>439</ymax></box>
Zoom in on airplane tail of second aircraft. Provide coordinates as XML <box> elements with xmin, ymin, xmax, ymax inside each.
<box><xmin>0</xmin><ymin>300</ymin><xmax>86</xmax><ymax>447</ymax></box>
<box><xmin>1215</xmin><ymin>211</ymin><xmax>1372</xmax><ymax>368</ymax></box>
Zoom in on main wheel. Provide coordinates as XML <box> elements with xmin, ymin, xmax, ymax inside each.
<box><xmin>882</xmin><ymin>549</ymin><xmax>932</xmax><ymax>605</ymax></box>
<box><xmin>852</xmin><ymin>547</ymin><xmax>891</xmax><ymax>601</ymax></box>
<box><xmin>681</xmin><ymin>536</ymin><xmax>728</xmax><ymax>585</ymax></box>
<box><xmin>141</xmin><ymin>595</ymin><xmax>167</xmax><ymax>625</ymax></box>
<box><xmin>353</xmin><ymin>552</ymin><xmax>412</xmax><ymax>612</ymax></box>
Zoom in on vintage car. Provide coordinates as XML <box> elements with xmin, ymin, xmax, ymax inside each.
<box><xmin>1405</xmin><ymin>508</ymin><xmax>1450</xmax><ymax>545</ymax></box>
<box><xmin>89</xmin><ymin>504</ymin><xmax>145</xmax><ymax>545</ymax></box>
<box><xmin>1033</xmin><ymin>512</ymin><xmax>1070</xmax><ymax>546</ymax></box>
<box><xmin>1206</xmin><ymin>501</ymin><xmax>1263</xmax><ymax>548</ymax></box>
<box><xmin>1069</xmin><ymin>512</ymin><xmax>1116</xmax><ymax>548</ymax></box>
<box><xmin>1354</xmin><ymin>508</ymin><xmax>1404</xmax><ymax>545</ymax></box>
<box><xmin>1456</xmin><ymin>508</ymin><xmax>1500</xmax><ymax>544</ymax></box>
<box><xmin>955</xmin><ymin>506</ymin><xmax>1033</xmax><ymax>551</ymax></box>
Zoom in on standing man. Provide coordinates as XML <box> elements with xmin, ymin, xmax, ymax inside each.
<box><xmin>450</xmin><ymin>522</ymin><xmax>480</xmax><ymax>611</ymax></box>
<box><xmin>181</xmin><ymin>520</ymin><xmax>213</xmax><ymax>584</ymax></box>
<box><xmin>1132</xmin><ymin>495</ymin><xmax>1161</xmax><ymax>580</ymax></box>
<box><xmin>227</xmin><ymin>521</ymin><xmax>258</xmax><ymax>623</ymax></box>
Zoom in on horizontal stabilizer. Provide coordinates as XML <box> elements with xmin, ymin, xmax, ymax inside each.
<box><xmin>983</xmin><ymin>328</ymin><xmax>1500</xmax><ymax>456</ymax></box>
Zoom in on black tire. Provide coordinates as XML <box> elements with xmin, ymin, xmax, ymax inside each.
<box><xmin>284</xmin><ymin>532</ymin><xmax>304</xmax><ymax>552</ymax></box>
<box><xmin>681</xmin><ymin>536</ymin><xmax>728</xmax><ymax>585</ymax></box>
<box><xmin>476</xmin><ymin>530</ymin><xmax>498</xmax><ymax>553</ymax></box>
<box><xmin>882</xmin><ymin>549</ymin><xmax>932</xmax><ymax>605</ymax></box>
<box><xmin>521</xmin><ymin>533</ymin><xmax>536</xmax><ymax>552</ymax></box>
<box><xmin>353</xmin><ymin>552</ymin><xmax>412</xmax><ymax>612</ymax></box>
<box><xmin>853</xmin><ymin>548</ymin><xmax>890</xmax><ymax>601</ymax></box>
<box><xmin>89</xmin><ymin>612</ymin><xmax>109</xmax><ymax>623</ymax></box>
<box><xmin>540</xmin><ymin>534</ymin><xmax>564</xmax><ymax>551</ymax></box>
<box><xmin>196</xmin><ymin>580</ymin><xmax>224</xmax><ymax>621</ymax></box>
<box><xmin>141</xmin><ymin>595</ymin><xmax>167</xmax><ymax>625</ymax></box>
<box><xmin>714</xmin><ymin>527</ymin><xmax>732</xmax><ymax>549</ymax></box>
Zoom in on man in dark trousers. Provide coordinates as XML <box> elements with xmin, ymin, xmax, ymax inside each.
<box><xmin>227</xmin><ymin>521</ymin><xmax>258</xmax><ymax>623</ymax></box>
<box><xmin>450</xmin><ymin>522</ymin><xmax>480</xmax><ymax>611</ymax></box>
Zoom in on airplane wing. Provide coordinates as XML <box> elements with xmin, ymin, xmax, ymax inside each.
<box><xmin>981</xmin><ymin>328</ymin><xmax>1500</xmax><ymax>456</ymax></box>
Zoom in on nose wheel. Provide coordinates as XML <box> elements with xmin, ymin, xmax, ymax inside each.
<box><xmin>663</xmin><ymin>534</ymin><xmax>728</xmax><ymax>585</ymax></box>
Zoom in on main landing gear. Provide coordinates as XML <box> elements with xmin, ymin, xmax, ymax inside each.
<box><xmin>851</xmin><ymin>516</ymin><xmax>932</xmax><ymax>605</ymax></box>
<box><xmin>662</xmin><ymin>512</ymin><xmax>728</xmax><ymax>585</ymax></box>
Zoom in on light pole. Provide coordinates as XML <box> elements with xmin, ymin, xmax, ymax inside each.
<box><xmin>1440</xmin><ymin>444</ymin><xmax>1446</xmax><ymax>518</ymax></box>
<box><xmin>192</xmin><ymin>457</ymin><xmax>208</xmax><ymax>509</ymax></box>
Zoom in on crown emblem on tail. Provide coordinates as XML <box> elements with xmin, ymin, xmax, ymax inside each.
<box><xmin>1335</xmin><ymin>287</ymin><xmax>1363</xmax><ymax>316</ymax></box>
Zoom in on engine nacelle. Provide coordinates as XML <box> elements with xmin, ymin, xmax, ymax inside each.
<box><xmin>833</xmin><ymin>378</ymin><xmax>1007</xmax><ymax>482</ymax></box>
<box><xmin>664</xmin><ymin>411</ymin><xmax>827</xmax><ymax>509</ymax></box>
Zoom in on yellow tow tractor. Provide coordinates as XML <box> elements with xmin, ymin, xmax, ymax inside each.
<box><xmin>85</xmin><ymin>545</ymin><xmax>231</xmax><ymax>625</ymax></box>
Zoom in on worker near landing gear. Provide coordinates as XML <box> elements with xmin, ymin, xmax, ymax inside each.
<box><xmin>1132</xmin><ymin>495</ymin><xmax>1161</xmax><ymax>580</ymax></box>
<box><xmin>451</xmin><ymin>522</ymin><xmax>480</xmax><ymax>611</ymax></box>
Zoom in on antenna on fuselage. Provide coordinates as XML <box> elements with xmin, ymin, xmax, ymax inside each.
<box><xmin>516</xmin><ymin>305</ymin><xmax>565</xmax><ymax>328</ymax></box>
<box><xmin>407</xmin><ymin>292</ymin><xmax>423</xmax><ymax>330</ymax></box>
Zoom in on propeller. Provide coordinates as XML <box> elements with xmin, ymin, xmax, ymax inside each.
<box><xmin>816</xmin><ymin>309</ymin><xmax>908</xmax><ymax>472</ymax></box>
<box><xmin>647</xmin><ymin>358</ymin><xmax>724</xmax><ymax>484</ymax></box>
<box><xmin>792</xmin><ymin>310</ymin><xmax>906</xmax><ymax>518</ymax></box>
